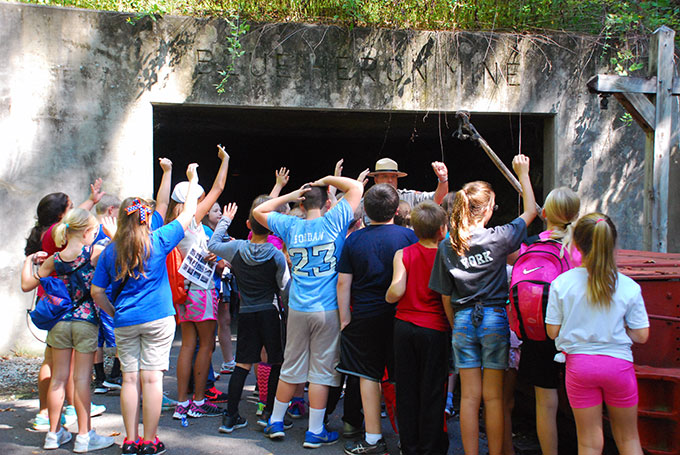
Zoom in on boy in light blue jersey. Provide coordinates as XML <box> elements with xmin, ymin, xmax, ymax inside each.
<box><xmin>253</xmin><ymin>175</ymin><xmax>364</xmax><ymax>449</ymax></box>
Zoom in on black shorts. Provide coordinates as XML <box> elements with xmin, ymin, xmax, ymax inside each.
<box><xmin>235</xmin><ymin>308</ymin><xmax>284</xmax><ymax>365</ymax></box>
<box><xmin>518</xmin><ymin>339</ymin><xmax>564</xmax><ymax>389</ymax></box>
<box><xmin>337</xmin><ymin>313</ymin><xmax>394</xmax><ymax>382</ymax></box>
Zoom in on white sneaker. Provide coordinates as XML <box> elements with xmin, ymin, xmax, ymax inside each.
<box><xmin>73</xmin><ymin>429</ymin><xmax>115</xmax><ymax>453</ymax></box>
<box><xmin>44</xmin><ymin>427</ymin><xmax>72</xmax><ymax>449</ymax></box>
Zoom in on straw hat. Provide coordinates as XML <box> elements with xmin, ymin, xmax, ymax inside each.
<box><xmin>367</xmin><ymin>158</ymin><xmax>408</xmax><ymax>177</ymax></box>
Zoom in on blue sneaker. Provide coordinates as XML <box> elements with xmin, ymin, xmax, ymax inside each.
<box><xmin>287</xmin><ymin>397</ymin><xmax>306</xmax><ymax>419</ymax></box>
<box><xmin>264</xmin><ymin>420</ymin><xmax>286</xmax><ymax>440</ymax></box>
<box><xmin>303</xmin><ymin>426</ymin><xmax>339</xmax><ymax>448</ymax></box>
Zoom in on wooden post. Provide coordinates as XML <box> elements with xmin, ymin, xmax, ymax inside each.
<box><xmin>644</xmin><ymin>26</ymin><xmax>674</xmax><ymax>252</ymax></box>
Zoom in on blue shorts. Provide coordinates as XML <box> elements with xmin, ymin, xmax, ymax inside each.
<box><xmin>97</xmin><ymin>311</ymin><xmax>116</xmax><ymax>348</ymax></box>
<box><xmin>452</xmin><ymin>306</ymin><xmax>509</xmax><ymax>370</ymax></box>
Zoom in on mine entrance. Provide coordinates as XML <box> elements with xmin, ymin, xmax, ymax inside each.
<box><xmin>153</xmin><ymin>104</ymin><xmax>546</xmax><ymax>239</ymax></box>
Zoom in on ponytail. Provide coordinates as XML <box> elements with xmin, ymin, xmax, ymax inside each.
<box><xmin>573</xmin><ymin>213</ymin><xmax>617</xmax><ymax>308</ymax></box>
<box><xmin>449</xmin><ymin>181</ymin><xmax>493</xmax><ymax>256</ymax></box>
<box><xmin>53</xmin><ymin>208</ymin><xmax>97</xmax><ymax>248</ymax></box>
<box><xmin>543</xmin><ymin>187</ymin><xmax>580</xmax><ymax>258</ymax></box>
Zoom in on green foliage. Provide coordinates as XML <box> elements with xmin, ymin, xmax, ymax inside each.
<box><xmin>215</xmin><ymin>14</ymin><xmax>250</xmax><ymax>94</ymax></box>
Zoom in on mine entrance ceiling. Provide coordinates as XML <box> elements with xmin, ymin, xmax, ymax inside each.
<box><xmin>153</xmin><ymin>104</ymin><xmax>545</xmax><ymax>239</ymax></box>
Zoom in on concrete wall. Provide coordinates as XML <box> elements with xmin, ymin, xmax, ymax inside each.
<box><xmin>1</xmin><ymin>3</ymin><xmax>677</xmax><ymax>353</ymax></box>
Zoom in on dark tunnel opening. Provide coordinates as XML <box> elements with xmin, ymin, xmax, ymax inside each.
<box><xmin>153</xmin><ymin>105</ymin><xmax>545</xmax><ymax>239</ymax></box>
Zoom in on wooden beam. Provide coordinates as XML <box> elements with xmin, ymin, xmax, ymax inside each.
<box><xmin>647</xmin><ymin>25</ymin><xmax>674</xmax><ymax>252</ymax></box>
<box><xmin>586</xmin><ymin>74</ymin><xmax>680</xmax><ymax>96</ymax></box>
<box><xmin>613</xmin><ymin>92</ymin><xmax>656</xmax><ymax>133</ymax></box>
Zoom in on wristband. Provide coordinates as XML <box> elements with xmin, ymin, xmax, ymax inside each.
<box><xmin>438</xmin><ymin>177</ymin><xmax>448</xmax><ymax>183</ymax></box>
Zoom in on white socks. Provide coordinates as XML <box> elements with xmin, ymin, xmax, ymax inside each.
<box><xmin>308</xmin><ymin>407</ymin><xmax>326</xmax><ymax>434</ymax></box>
<box><xmin>270</xmin><ymin>398</ymin><xmax>289</xmax><ymax>423</ymax></box>
<box><xmin>366</xmin><ymin>432</ymin><xmax>382</xmax><ymax>445</ymax></box>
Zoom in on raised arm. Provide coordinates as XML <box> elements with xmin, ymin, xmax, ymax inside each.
<box><xmin>253</xmin><ymin>185</ymin><xmax>311</xmax><ymax>230</ymax></box>
<box><xmin>195</xmin><ymin>145</ymin><xmax>230</xmax><ymax>222</ymax></box>
<box><xmin>386</xmin><ymin>250</ymin><xmax>407</xmax><ymax>304</ymax></box>
<box><xmin>313</xmin><ymin>175</ymin><xmax>364</xmax><ymax>211</ymax></box>
<box><xmin>431</xmin><ymin>162</ymin><xmax>449</xmax><ymax>205</ymax></box>
<box><xmin>175</xmin><ymin>164</ymin><xmax>200</xmax><ymax>230</ymax></box>
<box><xmin>207</xmin><ymin>203</ymin><xmax>239</xmax><ymax>261</ymax></box>
<box><xmin>269</xmin><ymin>167</ymin><xmax>290</xmax><ymax>198</ymax></box>
<box><xmin>78</xmin><ymin>178</ymin><xmax>105</xmax><ymax>211</ymax></box>
<box><xmin>512</xmin><ymin>154</ymin><xmax>538</xmax><ymax>226</ymax></box>
<box><xmin>154</xmin><ymin>158</ymin><xmax>173</xmax><ymax>220</ymax></box>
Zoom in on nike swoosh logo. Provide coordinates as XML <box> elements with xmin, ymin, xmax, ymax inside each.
<box><xmin>523</xmin><ymin>266</ymin><xmax>543</xmax><ymax>275</ymax></box>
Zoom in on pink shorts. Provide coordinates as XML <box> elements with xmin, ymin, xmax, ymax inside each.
<box><xmin>565</xmin><ymin>354</ymin><xmax>638</xmax><ymax>409</ymax></box>
<box><xmin>177</xmin><ymin>288</ymin><xmax>218</xmax><ymax>323</ymax></box>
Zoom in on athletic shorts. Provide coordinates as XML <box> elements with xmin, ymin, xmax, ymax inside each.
<box><xmin>565</xmin><ymin>354</ymin><xmax>638</xmax><ymax>408</ymax></box>
<box><xmin>337</xmin><ymin>313</ymin><xmax>394</xmax><ymax>382</ymax></box>
<box><xmin>114</xmin><ymin>316</ymin><xmax>176</xmax><ymax>372</ymax></box>
<box><xmin>279</xmin><ymin>309</ymin><xmax>341</xmax><ymax>387</ymax></box>
<box><xmin>47</xmin><ymin>320</ymin><xmax>98</xmax><ymax>353</ymax></box>
<box><xmin>235</xmin><ymin>309</ymin><xmax>284</xmax><ymax>365</ymax></box>
<box><xmin>178</xmin><ymin>288</ymin><xmax>218</xmax><ymax>323</ymax></box>
<box><xmin>452</xmin><ymin>306</ymin><xmax>509</xmax><ymax>370</ymax></box>
<box><xmin>97</xmin><ymin>311</ymin><xmax>116</xmax><ymax>348</ymax></box>
<box><xmin>519</xmin><ymin>339</ymin><xmax>563</xmax><ymax>389</ymax></box>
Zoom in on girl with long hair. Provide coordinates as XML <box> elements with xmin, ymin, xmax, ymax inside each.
<box><xmin>21</xmin><ymin>208</ymin><xmax>114</xmax><ymax>452</ymax></box>
<box><xmin>429</xmin><ymin>154</ymin><xmax>537</xmax><ymax>455</ymax></box>
<box><xmin>91</xmin><ymin>164</ymin><xmax>200</xmax><ymax>455</ymax></box>
<box><xmin>546</xmin><ymin>214</ymin><xmax>649</xmax><ymax>455</ymax></box>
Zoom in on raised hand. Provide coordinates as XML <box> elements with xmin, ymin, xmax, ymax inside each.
<box><xmin>431</xmin><ymin>161</ymin><xmax>448</xmax><ymax>182</ymax></box>
<box><xmin>90</xmin><ymin>178</ymin><xmax>105</xmax><ymax>204</ymax></box>
<box><xmin>101</xmin><ymin>216</ymin><xmax>118</xmax><ymax>239</ymax></box>
<box><xmin>275</xmin><ymin>167</ymin><xmax>290</xmax><ymax>187</ymax></box>
<box><xmin>334</xmin><ymin>159</ymin><xmax>344</xmax><ymax>177</ymax></box>
<box><xmin>512</xmin><ymin>154</ymin><xmax>530</xmax><ymax>177</ymax></box>
<box><xmin>186</xmin><ymin>163</ymin><xmax>199</xmax><ymax>182</ymax></box>
<box><xmin>159</xmin><ymin>157</ymin><xmax>172</xmax><ymax>172</ymax></box>
<box><xmin>222</xmin><ymin>202</ymin><xmax>238</xmax><ymax>221</ymax></box>
<box><xmin>217</xmin><ymin>144</ymin><xmax>230</xmax><ymax>161</ymax></box>
<box><xmin>357</xmin><ymin>168</ymin><xmax>370</xmax><ymax>186</ymax></box>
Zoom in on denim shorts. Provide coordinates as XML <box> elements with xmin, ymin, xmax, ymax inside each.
<box><xmin>452</xmin><ymin>306</ymin><xmax>509</xmax><ymax>370</ymax></box>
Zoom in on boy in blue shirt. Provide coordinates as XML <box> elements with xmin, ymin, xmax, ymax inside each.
<box><xmin>253</xmin><ymin>175</ymin><xmax>363</xmax><ymax>449</ymax></box>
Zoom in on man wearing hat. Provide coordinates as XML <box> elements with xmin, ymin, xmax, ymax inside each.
<box><xmin>368</xmin><ymin>158</ymin><xmax>449</xmax><ymax>207</ymax></box>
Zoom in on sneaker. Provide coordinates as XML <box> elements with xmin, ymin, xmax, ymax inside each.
<box><xmin>188</xmin><ymin>400</ymin><xmax>224</xmax><ymax>418</ymax></box>
<box><xmin>173</xmin><ymin>402</ymin><xmax>190</xmax><ymax>420</ymax></box>
<box><xmin>287</xmin><ymin>397</ymin><xmax>306</xmax><ymax>419</ymax></box>
<box><xmin>93</xmin><ymin>380</ymin><xmax>108</xmax><ymax>394</ymax></box>
<box><xmin>121</xmin><ymin>438</ymin><xmax>140</xmax><ymax>454</ymax></box>
<box><xmin>65</xmin><ymin>403</ymin><xmax>106</xmax><ymax>419</ymax></box>
<box><xmin>73</xmin><ymin>429</ymin><xmax>115</xmax><ymax>453</ymax></box>
<box><xmin>257</xmin><ymin>414</ymin><xmax>293</xmax><ymax>429</ymax></box>
<box><xmin>263</xmin><ymin>419</ymin><xmax>286</xmax><ymax>440</ymax></box>
<box><xmin>303</xmin><ymin>426</ymin><xmax>339</xmax><ymax>448</ymax></box>
<box><xmin>342</xmin><ymin>421</ymin><xmax>363</xmax><ymax>439</ymax></box>
<box><xmin>218</xmin><ymin>413</ymin><xmax>248</xmax><ymax>433</ymax></box>
<box><xmin>43</xmin><ymin>427</ymin><xmax>72</xmax><ymax>449</ymax></box>
<box><xmin>204</xmin><ymin>386</ymin><xmax>228</xmax><ymax>403</ymax></box>
<box><xmin>161</xmin><ymin>394</ymin><xmax>178</xmax><ymax>411</ymax></box>
<box><xmin>220</xmin><ymin>359</ymin><xmax>236</xmax><ymax>374</ymax></box>
<box><xmin>32</xmin><ymin>413</ymin><xmax>51</xmax><ymax>431</ymax></box>
<box><xmin>255</xmin><ymin>401</ymin><xmax>266</xmax><ymax>416</ymax></box>
<box><xmin>138</xmin><ymin>437</ymin><xmax>166</xmax><ymax>455</ymax></box>
<box><xmin>103</xmin><ymin>375</ymin><xmax>122</xmax><ymax>390</ymax></box>
<box><xmin>344</xmin><ymin>438</ymin><xmax>388</xmax><ymax>454</ymax></box>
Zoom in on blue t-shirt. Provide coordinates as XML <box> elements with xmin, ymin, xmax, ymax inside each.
<box><xmin>267</xmin><ymin>198</ymin><xmax>354</xmax><ymax>312</ymax></box>
<box><xmin>430</xmin><ymin>217</ymin><xmax>527</xmax><ymax>307</ymax></box>
<box><xmin>337</xmin><ymin>224</ymin><xmax>418</xmax><ymax>318</ymax></box>
<box><xmin>92</xmin><ymin>220</ymin><xmax>185</xmax><ymax>327</ymax></box>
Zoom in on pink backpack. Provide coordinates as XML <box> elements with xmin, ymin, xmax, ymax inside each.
<box><xmin>508</xmin><ymin>239</ymin><xmax>573</xmax><ymax>341</ymax></box>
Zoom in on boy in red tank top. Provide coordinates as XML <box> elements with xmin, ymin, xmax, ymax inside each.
<box><xmin>386</xmin><ymin>200</ymin><xmax>450</xmax><ymax>455</ymax></box>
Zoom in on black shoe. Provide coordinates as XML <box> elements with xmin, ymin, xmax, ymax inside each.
<box><xmin>344</xmin><ymin>438</ymin><xmax>388</xmax><ymax>455</ymax></box>
<box><xmin>138</xmin><ymin>437</ymin><xmax>166</xmax><ymax>455</ymax></box>
<box><xmin>342</xmin><ymin>422</ymin><xmax>363</xmax><ymax>439</ymax></box>
<box><xmin>92</xmin><ymin>379</ymin><xmax>108</xmax><ymax>394</ymax></box>
<box><xmin>121</xmin><ymin>438</ymin><xmax>139</xmax><ymax>454</ymax></box>
<box><xmin>218</xmin><ymin>414</ymin><xmax>248</xmax><ymax>433</ymax></box>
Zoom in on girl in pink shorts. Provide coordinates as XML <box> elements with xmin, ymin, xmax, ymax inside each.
<box><xmin>166</xmin><ymin>145</ymin><xmax>230</xmax><ymax>419</ymax></box>
<box><xmin>545</xmin><ymin>213</ymin><xmax>649</xmax><ymax>455</ymax></box>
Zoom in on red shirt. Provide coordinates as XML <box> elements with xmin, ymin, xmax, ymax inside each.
<box><xmin>395</xmin><ymin>242</ymin><xmax>449</xmax><ymax>332</ymax></box>
<box><xmin>41</xmin><ymin>223</ymin><xmax>64</xmax><ymax>256</ymax></box>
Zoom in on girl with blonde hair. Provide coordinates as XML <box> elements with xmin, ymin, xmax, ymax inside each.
<box><xmin>91</xmin><ymin>163</ymin><xmax>200</xmax><ymax>455</ymax></box>
<box><xmin>429</xmin><ymin>154</ymin><xmax>537</xmax><ymax>455</ymax></box>
<box><xmin>22</xmin><ymin>208</ymin><xmax>114</xmax><ymax>452</ymax></box>
<box><xmin>546</xmin><ymin>214</ymin><xmax>649</xmax><ymax>455</ymax></box>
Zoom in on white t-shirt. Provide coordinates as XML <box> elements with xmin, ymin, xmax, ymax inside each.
<box><xmin>545</xmin><ymin>267</ymin><xmax>649</xmax><ymax>362</ymax></box>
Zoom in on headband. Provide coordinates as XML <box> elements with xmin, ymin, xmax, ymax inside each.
<box><xmin>125</xmin><ymin>199</ymin><xmax>153</xmax><ymax>225</ymax></box>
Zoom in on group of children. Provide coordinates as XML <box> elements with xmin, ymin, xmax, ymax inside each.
<box><xmin>22</xmin><ymin>147</ymin><xmax>650</xmax><ymax>455</ymax></box>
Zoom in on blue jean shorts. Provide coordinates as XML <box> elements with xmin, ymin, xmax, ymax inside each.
<box><xmin>452</xmin><ymin>306</ymin><xmax>509</xmax><ymax>370</ymax></box>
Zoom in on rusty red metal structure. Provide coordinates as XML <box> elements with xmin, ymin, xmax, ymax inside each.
<box><xmin>617</xmin><ymin>250</ymin><xmax>680</xmax><ymax>454</ymax></box>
